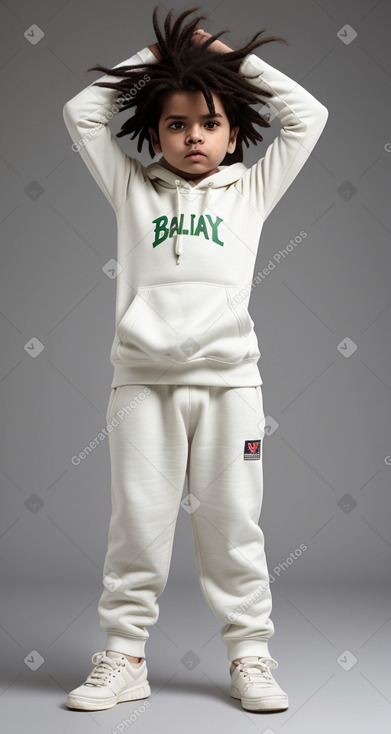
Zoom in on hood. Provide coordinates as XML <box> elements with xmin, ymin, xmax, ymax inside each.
<box><xmin>145</xmin><ymin>159</ymin><xmax>248</xmax><ymax>265</ymax></box>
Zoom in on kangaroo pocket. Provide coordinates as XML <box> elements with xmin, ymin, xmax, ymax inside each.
<box><xmin>116</xmin><ymin>281</ymin><xmax>260</xmax><ymax>366</ymax></box>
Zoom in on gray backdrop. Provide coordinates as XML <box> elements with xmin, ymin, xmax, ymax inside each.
<box><xmin>1</xmin><ymin>0</ymin><xmax>390</xmax><ymax>731</ymax></box>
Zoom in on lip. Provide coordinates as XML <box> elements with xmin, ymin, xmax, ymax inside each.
<box><xmin>185</xmin><ymin>150</ymin><xmax>206</xmax><ymax>158</ymax></box>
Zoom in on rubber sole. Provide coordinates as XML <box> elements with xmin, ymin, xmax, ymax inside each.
<box><xmin>66</xmin><ymin>681</ymin><xmax>151</xmax><ymax>711</ymax></box>
<box><xmin>230</xmin><ymin>684</ymin><xmax>289</xmax><ymax>712</ymax></box>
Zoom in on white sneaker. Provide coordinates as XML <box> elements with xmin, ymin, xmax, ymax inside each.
<box><xmin>66</xmin><ymin>650</ymin><xmax>151</xmax><ymax>711</ymax></box>
<box><xmin>229</xmin><ymin>655</ymin><xmax>289</xmax><ymax>711</ymax></box>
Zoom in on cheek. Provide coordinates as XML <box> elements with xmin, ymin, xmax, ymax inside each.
<box><xmin>158</xmin><ymin>130</ymin><xmax>172</xmax><ymax>147</ymax></box>
<box><xmin>164</xmin><ymin>136</ymin><xmax>181</xmax><ymax>151</ymax></box>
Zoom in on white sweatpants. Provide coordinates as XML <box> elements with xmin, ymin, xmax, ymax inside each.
<box><xmin>98</xmin><ymin>384</ymin><xmax>275</xmax><ymax>662</ymax></box>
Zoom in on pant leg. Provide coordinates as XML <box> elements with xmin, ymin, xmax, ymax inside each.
<box><xmin>187</xmin><ymin>384</ymin><xmax>274</xmax><ymax>662</ymax></box>
<box><xmin>98</xmin><ymin>384</ymin><xmax>189</xmax><ymax>657</ymax></box>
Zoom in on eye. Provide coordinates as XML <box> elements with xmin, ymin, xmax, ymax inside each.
<box><xmin>168</xmin><ymin>120</ymin><xmax>220</xmax><ymax>130</ymax></box>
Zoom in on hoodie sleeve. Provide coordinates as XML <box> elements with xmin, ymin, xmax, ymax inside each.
<box><xmin>62</xmin><ymin>46</ymin><xmax>157</xmax><ymax>211</ymax></box>
<box><xmin>236</xmin><ymin>53</ymin><xmax>328</xmax><ymax>220</ymax></box>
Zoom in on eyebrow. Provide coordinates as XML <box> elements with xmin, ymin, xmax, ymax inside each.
<box><xmin>163</xmin><ymin>113</ymin><xmax>224</xmax><ymax>122</ymax></box>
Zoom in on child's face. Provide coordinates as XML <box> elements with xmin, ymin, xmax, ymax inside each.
<box><xmin>148</xmin><ymin>89</ymin><xmax>239</xmax><ymax>183</ymax></box>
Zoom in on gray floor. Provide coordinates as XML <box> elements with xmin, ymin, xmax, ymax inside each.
<box><xmin>2</xmin><ymin>580</ymin><xmax>390</xmax><ymax>733</ymax></box>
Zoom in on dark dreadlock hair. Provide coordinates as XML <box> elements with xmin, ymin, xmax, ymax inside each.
<box><xmin>86</xmin><ymin>5</ymin><xmax>288</xmax><ymax>164</ymax></box>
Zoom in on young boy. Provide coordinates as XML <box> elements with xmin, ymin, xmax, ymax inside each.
<box><xmin>63</xmin><ymin>6</ymin><xmax>328</xmax><ymax>713</ymax></box>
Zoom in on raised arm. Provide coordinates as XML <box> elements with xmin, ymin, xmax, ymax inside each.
<box><xmin>63</xmin><ymin>46</ymin><xmax>158</xmax><ymax>211</ymax></box>
<box><xmin>237</xmin><ymin>52</ymin><xmax>329</xmax><ymax>219</ymax></box>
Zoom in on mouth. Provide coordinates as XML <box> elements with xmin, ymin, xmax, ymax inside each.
<box><xmin>185</xmin><ymin>150</ymin><xmax>206</xmax><ymax>159</ymax></box>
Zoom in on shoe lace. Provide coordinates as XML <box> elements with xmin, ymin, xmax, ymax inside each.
<box><xmin>237</xmin><ymin>657</ymin><xmax>277</xmax><ymax>690</ymax></box>
<box><xmin>84</xmin><ymin>651</ymin><xmax>126</xmax><ymax>687</ymax></box>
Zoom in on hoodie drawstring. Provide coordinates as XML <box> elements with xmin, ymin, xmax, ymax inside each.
<box><xmin>174</xmin><ymin>179</ymin><xmax>215</xmax><ymax>265</ymax></box>
<box><xmin>174</xmin><ymin>180</ymin><xmax>182</xmax><ymax>264</ymax></box>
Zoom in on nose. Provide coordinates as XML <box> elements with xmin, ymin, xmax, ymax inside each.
<box><xmin>186</xmin><ymin>125</ymin><xmax>204</xmax><ymax>144</ymax></box>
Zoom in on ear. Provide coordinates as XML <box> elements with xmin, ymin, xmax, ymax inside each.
<box><xmin>227</xmin><ymin>126</ymin><xmax>240</xmax><ymax>154</ymax></box>
<box><xmin>148</xmin><ymin>127</ymin><xmax>162</xmax><ymax>153</ymax></box>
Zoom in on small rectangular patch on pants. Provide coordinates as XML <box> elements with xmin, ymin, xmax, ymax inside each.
<box><xmin>243</xmin><ymin>439</ymin><xmax>261</xmax><ymax>460</ymax></box>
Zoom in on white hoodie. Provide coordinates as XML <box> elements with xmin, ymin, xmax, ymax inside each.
<box><xmin>63</xmin><ymin>45</ymin><xmax>328</xmax><ymax>388</ymax></box>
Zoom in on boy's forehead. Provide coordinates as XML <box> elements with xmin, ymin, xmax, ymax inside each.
<box><xmin>159</xmin><ymin>88</ymin><xmax>226</xmax><ymax>115</ymax></box>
